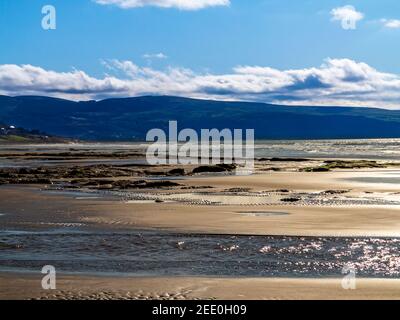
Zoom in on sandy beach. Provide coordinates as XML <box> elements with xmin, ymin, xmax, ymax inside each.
<box><xmin>1</xmin><ymin>144</ymin><xmax>400</xmax><ymax>300</ymax></box>
<box><xmin>2</xmin><ymin>273</ymin><xmax>400</xmax><ymax>300</ymax></box>
<box><xmin>2</xmin><ymin>169</ymin><xmax>400</xmax><ymax>237</ymax></box>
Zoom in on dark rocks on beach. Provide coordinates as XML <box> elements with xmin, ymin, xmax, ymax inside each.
<box><xmin>192</xmin><ymin>164</ymin><xmax>237</xmax><ymax>174</ymax></box>
<box><xmin>69</xmin><ymin>178</ymin><xmax>183</xmax><ymax>190</ymax></box>
<box><xmin>6</xmin><ymin>177</ymin><xmax>53</xmax><ymax>185</ymax></box>
<box><xmin>0</xmin><ymin>160</ymin><xmax>189</xmax><ymax>191</ymax></box>
<box><xmin>321</xmin><ymin>190</ymin><xmax>350</xmax><ymax>195</ymax></box>
<box><xmin>0</xmin><ymin>164</ymin><xmax>140</xmax><ymax>186</ymax></box>
<box><xmin>302</xmin><ymin>167</ymin><xmax>330</xmax><ymax>172</ymax></box>
<box><xmin>0</xmin><ymin>172</ymin><xmax>16</xmax><ymax>178</ymax></box>
<box><xmin>138</xmin><ymin>181</ymin><xmax>182</xmax><ymax>189</ymax></box>
<box><xmin>98</xmin><ymin>179</ymin><xmax>182</xmax><ymax>190</ymax></box>
<box><xmin>260</xmin><ymin>167</ymin><xmax>281</xmax><ymax>172</ymax></box>
<box><xmin>168</xmin><ymin>168</ymin><xmax>185</xmax><ymax>176</ymax></box>
<box><xmin>224</xmin><ymin>188</ymin><xmax>252</xmax><ymax>193</ymax></box>
<box><xmin>281</xmin><ymin>197</ymin><xmax>301</xmax><ymax>202</ymax></box>
<box><xmin>302</xmin><ymin>160</ymin><xmax>387</xmax><ymax>172</ymax></box>
<box><xmin>63</xmin><ymin>165</ymin><xmax>136</xmax><ymax>179</ymax></box>
<box><xmin>269</xmin><ymin>189</ymin><xmax>290</xmax><ymax>193</ymax></box>
<box><xmin>110</xmin><ymin>180</ymin><xmax>143</xmax><ymax>189</ymax></box>
<box><xmin>180</xmin><ymin>186</ymin><xmax>213</xmax><ymax>190</ymax></box>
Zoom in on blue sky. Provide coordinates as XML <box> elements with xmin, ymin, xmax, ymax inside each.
<box><xmin>1</xmin><ymin>0</ymin><xmax>400</xmax><ymax>108</ymax></box>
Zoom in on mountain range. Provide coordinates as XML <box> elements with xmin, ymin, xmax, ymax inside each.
<box><xmin>1</xmin><ymin>95</ymin><xmax>400</xmax><ymax>140</ymax></box>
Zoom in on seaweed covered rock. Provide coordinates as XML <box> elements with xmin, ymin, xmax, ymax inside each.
<box><xmin>192</xmin><ymin>163</ymin><xmax>237</xmax><ymax>174</ymax></box>
<box><xmin>168</xmin><ymin>168</ymin><xmax>185</xmax><ymax>176</ymax></box>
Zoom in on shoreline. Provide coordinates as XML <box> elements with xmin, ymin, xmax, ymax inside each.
<box><xmin>2</xmin><ymin>144</ymin><xmax>400</xmax><ymax>299</ymax></box>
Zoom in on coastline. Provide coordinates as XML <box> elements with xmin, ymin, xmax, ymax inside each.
<box><xmin>2</xmin><ymin>144</ymin><xmax>400</xmax><ymax>300</ymax></box>
<box><xmin>2</xmin><ymin>168</ymin><xmax>400</xmax><ymax>237</ymax></box>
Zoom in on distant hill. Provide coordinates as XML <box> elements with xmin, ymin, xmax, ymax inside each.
<box><xmin>1</xmin><ymin>95</ymin><xmax>400</xmax><ymax>140</ymax></box>
<box><xmin>0</xmin><ymin>123</ymin><xmax>71</xmax><ymax>144</ymax></box>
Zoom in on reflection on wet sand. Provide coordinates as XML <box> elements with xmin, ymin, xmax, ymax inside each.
<box><xmin>2</xmin><ymin>141</ymin><xmax>400</xmax><ymax>299</ymax></box>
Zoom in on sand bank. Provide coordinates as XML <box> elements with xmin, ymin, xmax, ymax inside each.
<box><xmin>2</xmin><ymin>169</ymin><xmax>400</xmax><ymax>237</ymax></box>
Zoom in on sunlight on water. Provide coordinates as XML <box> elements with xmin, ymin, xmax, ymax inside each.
<box><xmin>254</xmin><ymin>138</ymin><xmax>400</xmax><ymax>159</ymax></box>
<box><xmin>2</xmin><ymin>230</ymin><xmax>400</xmax><ymax>278</ymax></box>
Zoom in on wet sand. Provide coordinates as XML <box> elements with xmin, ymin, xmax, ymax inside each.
<box><xmin>2</xmin><ymin>272</ymin><xmax>400</xmax><ymax>300</ymax></box>
<box><xmin>97</xmin><ymin>170</ymin><xmax>400</xmax><ymax>237</ymax></box>
<box><xmin>2</xmin><ymin>169</ymin><xmax>400</xmax><ymax>237</ymax></box>
<box><xmin>2</xmin><ymin>148</ymin><xmax>400</xmax><ymax>300</ymax></box>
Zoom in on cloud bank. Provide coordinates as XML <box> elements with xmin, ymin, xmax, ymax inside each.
<box><xmin>94</xmin><ymin>0</ymin><xmax>230</xmax><ymax>10</ymax></box>
<box><xmin>2</xmin><ymin>58</ymin><xmax>400</xmax><ymax>109</ymax></box>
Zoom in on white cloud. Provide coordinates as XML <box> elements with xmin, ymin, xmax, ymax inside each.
<box><xmin>330</xmin><ymin>5</ymin><xmax>364</xmax><ymax>29</ymax></box>
<box><xmin>2</xmin><ymin>58</ymin><xmax>400</xmax><ymax>109</ymax></box>
<box><xmin>94</xmin><ymin>0</ymin><xmax>230</xmax><ymax>10</ymax></box>
<box><xmin>143</xmin><ymin>52</ymin><xmax>168</xmax><ymax>59</ymax></box>
<box><xmin>381</xmin><ymin>19</ymin><xmax>400</xmax><ymax>29</ymax></box>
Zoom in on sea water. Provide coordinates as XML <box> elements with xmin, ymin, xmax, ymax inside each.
<box><xmin>1</xmin><ymin>229</ymin><xmax>400</xmax><ymax>278</ymax></box>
